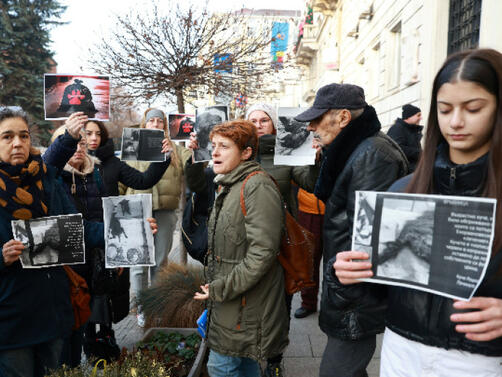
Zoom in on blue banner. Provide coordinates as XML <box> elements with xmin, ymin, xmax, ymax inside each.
<box><xmin>271</xmin><ymin>22</ymin><xmax>289</xmax><ymax>64</ymax></box>
<box><xmin>214</xmin><ymin>53</ymin><xmax>232</xmax><ymax>73</ymax></box>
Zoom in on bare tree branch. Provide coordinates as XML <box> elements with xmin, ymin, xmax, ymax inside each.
<box><xmin>88</xmin><ymin>1</ymin><xmax>288</xmax><ymax>112</ymax></box>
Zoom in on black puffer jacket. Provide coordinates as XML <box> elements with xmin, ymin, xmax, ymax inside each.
<box><xmin>387</xmin><ymin>118</ymin><xmax>423</xmax><ymax>171</ymax></box>
<box><xmin>93</xmin><ymin>139</ymin><xmax>170</xmax><ymax>196</ymax></box>
<box><xmin>386</xmin><ymin>145</ymin><xmax>502</xmax><ymax>356</ymax></box>
<box><xmin>318</xmin><ymin>107</ymin><xmax>409</xmax><ymax>340</ymax></box>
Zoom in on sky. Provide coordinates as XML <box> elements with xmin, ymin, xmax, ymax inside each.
<box><xmin>49</xmin><ymin>0</ymin><xmax>306</xmax><ymax>73</ymax></box>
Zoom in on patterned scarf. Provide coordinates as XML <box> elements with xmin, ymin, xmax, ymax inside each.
<box><xmin>0</xmin><ymin>150</ymin><xmax>48</xmax><ymax>220</ymax></box>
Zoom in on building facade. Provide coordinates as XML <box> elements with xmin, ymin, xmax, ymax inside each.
<box><xmin>292</xmin><ymin>0</ymin><xmax>502</xmax><ymax>128</ymax></box>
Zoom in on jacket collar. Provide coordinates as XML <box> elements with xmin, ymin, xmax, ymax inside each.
<box><xmin>63</xmin><ymin>154</ymin><xmax>100</xmax><ymax>176</ymax></box>
<box><xmin>396</xmin><ymin>118</ymin><xmax>424</xmax><ymax>132</ymax></box>
<box><xmin>314</xmin><ymin>105</ymin><xmax>381</xmax><ymax>201</ymax></box>
<box><xmin>214</xmin><ymin>161</ymin><xmax>261</xmax><ymax>187</ymax></box>
<box><xmin>433</xmin><ymin>143</ymin><xmax>488</xmax><ymax>196</ymax></box>
<box><xmin>92</xmin><ymin>139</ymin><xmax>115</xmax><ymax>162</ymax></box>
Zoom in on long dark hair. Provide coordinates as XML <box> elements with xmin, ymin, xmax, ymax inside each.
<box><xmin>407</xmin><ymin>48</ymin><xmax>502</xmax><ymax>253</ymax></box>
<box><xmin>84</xmin><ymin>120</ymin><xmax>109</xmax><ymax>147</ymax></box>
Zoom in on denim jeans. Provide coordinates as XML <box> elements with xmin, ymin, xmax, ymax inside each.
<box><xmin>0</xmin><ymin>338</ymin><xmax>64</xmax><ymax>377</ymax></box>
<box><xmin>207</xmin><ymin>349</ymin><xmax>261</xmax><ymax>377</ymax></box>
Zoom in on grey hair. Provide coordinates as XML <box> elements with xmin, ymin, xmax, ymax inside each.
<box><xmin>0</xmin><ymin>106</ymin><xmax>29</xmax><ymax>124</ymax></box>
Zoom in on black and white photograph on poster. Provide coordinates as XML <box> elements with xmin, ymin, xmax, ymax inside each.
<box><xmin>11</xmin><ymin>214</ymin><xmax>85</xmax><ymax>268</ymax></box>
<box><xmin>120</xmin><ymin>128</ymin><xmax>166</xmax><ymax>162</ymax></box>
<box><xmin>103</xmin><ymin>194</ymin><xmax>155</xmax><ymax>268</ymax></box>
<box><xmin>194</xmin><ymin>106</ymin><xmax>228</xmax><ymax>162</ymax></box>
<box><xmin>352</xmin><ymin>191</ymin><xmax>377</xmax><ymax>260</ymax></box>
<box><xmin>352</xmin><ymin>191</ymin><xmax>496</xmax><ymax>300</ymax></box>
<box><xmin>274</xmin><ymin>107</ymin><xmax>315</xmax><ymax>166</ymax></box>
<box><xmin>377</xmin><ymin>197</ymin><xmax>436</xmax><ymax>285</ymax></box>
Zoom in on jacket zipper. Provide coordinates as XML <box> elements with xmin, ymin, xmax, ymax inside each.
<box><xmin>449</xmin><ymin>167</ymin><xmax>456</xmax><ymax>190</ymax></box>
<box><xmin>236</xmin><ymin>295</ymin><xmax>246</xmax><ymax>330</ymax></box>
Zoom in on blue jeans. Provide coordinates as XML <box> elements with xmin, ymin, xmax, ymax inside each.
<box><xmin>207</xmin><ymin>349</ymin><xmax>261</xmax><ymax>377</ymax></box>
<box><xmin>0</xmin><ymin>338</ymin><xmax>64</xmax><ymax>377</ymax></box>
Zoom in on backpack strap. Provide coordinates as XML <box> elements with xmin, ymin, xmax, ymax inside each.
<box><xmin>240</xmin><ymin>170</ymin><xmax>281</xmax><ymax>216</ymax></box>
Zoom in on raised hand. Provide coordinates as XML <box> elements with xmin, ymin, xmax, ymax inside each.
<box><xmin>161</xmin><ymin>138</ymin><xmax>173</xmax><ymax>157</ymax></box>
<box><xmin>64</xmin><ymin>112</ymin><xmax>88</xmax><ymax>140</ymax></box>
<box><xmin>188</xmin><ymin>132</ymin><xmax>199</xmax><ymax>150</ymax></box>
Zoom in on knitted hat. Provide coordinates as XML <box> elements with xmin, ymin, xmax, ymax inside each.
<box><xmin>402</xmin><ymin>104</ymin><xmax>421</xmax><ymax>120</ymax></box>
<box><xmin>145</xmin><ymin>108</ymin><xmax>165</xmax><ymax>123</ymax></box>
<box><xmin>295</xmin><ymin>83</ymin><xmax>367</xmax><ymax>122</ymax></box>
<box><xmin>245</xmin><ymin>103</ymin><xmax>278</xmax><ymax>130</ymax></box>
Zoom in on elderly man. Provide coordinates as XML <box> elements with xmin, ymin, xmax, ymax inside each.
<box><xmin>387</xmin><ymin>104</ymin><xmax>423</xmax><ymax>171</ymax></box>
<box><xmin>295</xmin><ymin>83</ymin><xmax>408</xmax><ymax>377</ymax></box>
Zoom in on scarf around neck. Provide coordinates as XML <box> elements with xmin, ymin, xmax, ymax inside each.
<box><xmin>0</xmin><ymin>152</ymin><xmax>48</xmax><ymax>220</ymax></box>
<box><xmin>314</xmin><ymin>105</ymin><xmax>381</xmax><ymax>201</ymax></box>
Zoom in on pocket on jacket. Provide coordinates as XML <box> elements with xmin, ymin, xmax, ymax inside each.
<box><xmin>211</xmin><ymin>296</ymin><xmax>246</xmax><ymax>331</ymax></box>
<box><xmin>324</xmin><ymin>280</ymin><xmax>365</xmax><ymax>310</ymax></box>
<box><xmin>223</xmin><ymin>220</ymin><xmax>246</xmax><ymax>246</ymax></box>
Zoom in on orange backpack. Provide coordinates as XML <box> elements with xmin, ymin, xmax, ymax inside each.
<box><xmin>240</xmin><ymin>171</ymin><xmax>316</xmax><ymax>295</ymax></box>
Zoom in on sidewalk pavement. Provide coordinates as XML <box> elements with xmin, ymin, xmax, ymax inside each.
<box><xmin>114</xmin><ymin>227</ymin><xmax>382</xmax><ymax>376</ymax></box>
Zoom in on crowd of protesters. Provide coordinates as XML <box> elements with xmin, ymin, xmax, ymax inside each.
<box><xmin>1</xmin><ymin>47</ymin><xmax>502</xmax><ymax>377</ymax></box>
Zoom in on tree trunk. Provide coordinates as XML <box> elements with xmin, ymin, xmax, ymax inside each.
<box><xmin>176</xmin><ymin>89</ymin><xmax>185</xmax><ymax>113</ymax></box>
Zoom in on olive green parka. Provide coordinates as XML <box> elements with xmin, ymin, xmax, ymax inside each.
<box><xmin>206</xmin><ymin>161</ymin><xmax>289</xmax><ymax>361</ymax></box>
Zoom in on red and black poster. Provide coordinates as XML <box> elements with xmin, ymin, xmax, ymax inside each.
<box><xmin>44</xmin><ymin>74</ymin><xmax>110</xmax><ymax>121</ymax></box>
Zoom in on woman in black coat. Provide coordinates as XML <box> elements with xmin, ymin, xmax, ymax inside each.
<box><xmin>84</xmin><ymin>120</ymin><xmax>170</xmax><ymax>196</ymax></box>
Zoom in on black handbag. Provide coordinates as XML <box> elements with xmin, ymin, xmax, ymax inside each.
<box><xmin>181</xmin><ymin>192</ymin><xmax>210</xmax><ymax>264</ymax></box>
<box><xmin>181</xmin><ymin>167</ymin><xmax>216</xmax><ymax>265</ymax></box>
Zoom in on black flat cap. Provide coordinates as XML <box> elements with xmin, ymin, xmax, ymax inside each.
<box><xmin>295</xmin><ymin>83</ymin><xmax>367</xmax><ymax>122</ymax></box>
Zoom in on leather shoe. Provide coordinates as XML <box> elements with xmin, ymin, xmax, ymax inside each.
<box><xmin>294</xmin><ymin>307</ymin><xmax>316</xmax><ymax>319</ymax></box>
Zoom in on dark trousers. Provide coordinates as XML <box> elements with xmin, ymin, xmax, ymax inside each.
<box><xmin>297</xmin><ymin>211</ymin><xmax>324</xmax><ymax>311</ymax></box>
<box><xmin>319</xmin><ymin>335</ymin><xmax>376</xmax><ymax>377</ymax></box>
<box><xmin>61</xmin><ymin>326</ymin><xmax>84</xmax><ymax>368</ymax></box>
<box><xmin>0</xmin><ymin>338</ymin><xmax>63</xmax><ymax>377</ymax></box>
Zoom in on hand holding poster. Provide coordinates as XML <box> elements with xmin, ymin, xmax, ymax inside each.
<box><xmin>274</xmin><ymin>107</ymin><xmax>315</xmax><ymax>166</ymax></box>
<box><xmin>352</xmin><ymin>191</ymin><xmax>496</xmax><ymax>301</ymax></box>
<box><xmin>103</xmin><ymin>194</ymin><xmax>155</xmax><ymax>268</ymax></box>
<box><xmin>193</xmin><ymin>106</ymin><xmax>229</xmax><ymax>162</ymax></box>
<box><xmin>11</xmin><ymin>214</ymin><xmax>85</xmax><ymax>268</ymax></box>
<box><xmin>44</xmin><ymin>74</ymin><xmax>110</xmax><ymax>121</ymax></box>
<box><xmin>120</xmin><ymin>128</ymin><xmax>167</xmax><ymax>162</ymax></box>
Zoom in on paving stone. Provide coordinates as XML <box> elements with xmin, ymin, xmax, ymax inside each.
<box><xmin>309</xmin><ymin>333</ymin><xmax>327</xmax><ymax>358</ymax></box>
<box><xmin>284</xmin><ymin>357</ymin><xmax>322</xmax><ymax>376</ymax></box>
<box><xmin>284</xmin><ymin>333</ymin><xmax>312</xmax><ymax>357</ymax></box>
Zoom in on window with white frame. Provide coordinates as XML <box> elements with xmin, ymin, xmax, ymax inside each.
<box><xmin>387</xmin><ymin>22</ymin><xmax>402</xmax><ymax>90</ymax></box>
